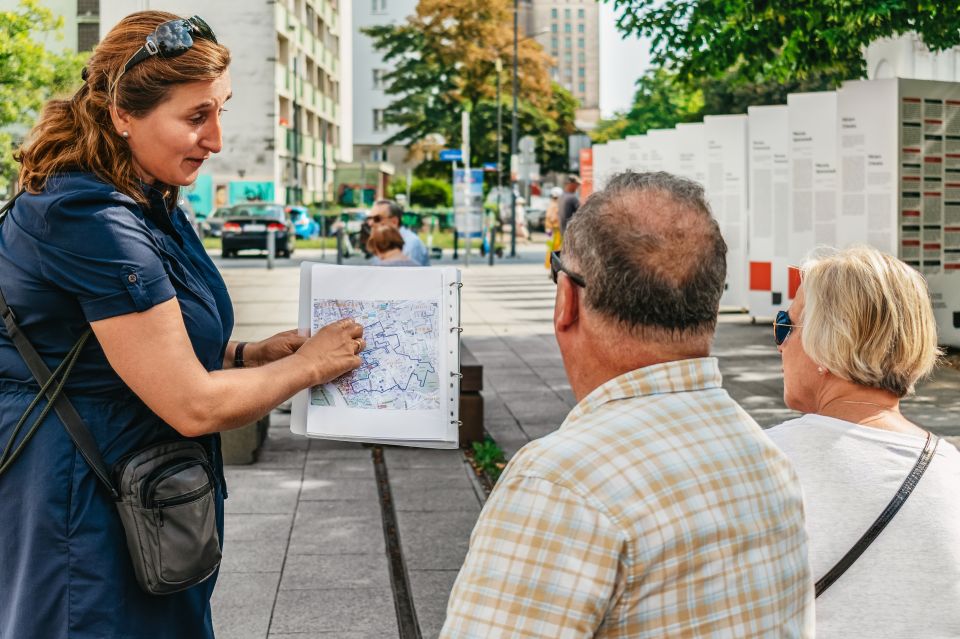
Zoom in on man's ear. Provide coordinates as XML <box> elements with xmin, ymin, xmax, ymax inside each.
<box><xmin>554</xmin><ymin>274</ymin><xmax>580</xmax><ymax>334</ymax></box>
<box><xmin>108</xmin><ymin>104</ymin><xmax>133</xmax><ymax>137</ymax></box>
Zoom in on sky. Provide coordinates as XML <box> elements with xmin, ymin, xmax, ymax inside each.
<box><xmin>598</xmin><ymin>3</ymin><xmax>652</xmax><ymax>118</ymax></box>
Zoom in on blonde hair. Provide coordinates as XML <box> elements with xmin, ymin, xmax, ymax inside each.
<box><xmin>800</xmin><ymin>245</ymin><xmax>941</xmax><ymax>397</ymax></box>
<box><xmin>16</xmin><ymin>11</ymin><xmax>230</xmax><ymax>207</ymax></box>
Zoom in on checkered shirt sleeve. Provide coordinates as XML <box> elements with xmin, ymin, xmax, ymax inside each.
<box><xmin>440</xmin><ymin>473</ymin><xmax>625</xmax><ymax>638</ymax></box>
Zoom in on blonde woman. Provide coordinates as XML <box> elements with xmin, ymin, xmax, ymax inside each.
<box><xmin>767</xmin><ymin>246</ymin><xmax>960</xmax><ymax>638</ymax></box>
<box><xmin>0</xmin><ymin>12</ymin><xmax>362</xmax><ymax>637</ymax></box>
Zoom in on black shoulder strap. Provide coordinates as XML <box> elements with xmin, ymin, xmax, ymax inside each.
<box><xmin>0</xmin><ymin>190</ymin><xmax>118</xmax><ymax>499</ymax></box>
<box><xmin>815</xmin><ymin>431</ymin><xmax>939</xmax><ymax>597</ymax></box>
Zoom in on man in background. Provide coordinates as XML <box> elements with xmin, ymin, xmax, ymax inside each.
<box><xmin>558</xmin><ymin>174</ymin><xmax>581</xmax><ymax>233</ymax></box>
<box><xmin>367</xmin><ymin>199</ymin><xmax>430</xmax><ymax>266</ymax></box>
<box><xmin>441</xmin><ymin>171</ymin><xmax>813</xmax><ymax>638</ymax></box>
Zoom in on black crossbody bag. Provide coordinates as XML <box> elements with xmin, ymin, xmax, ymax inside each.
<box><xmin>815</xmin><ymin>430</ymin><xmax>939</xmax><ymax>597</ymax></box>
<box><xmin>0</xmin><ymin>191</ymin><xmax>221</xmax><ymax>595</ymax></box>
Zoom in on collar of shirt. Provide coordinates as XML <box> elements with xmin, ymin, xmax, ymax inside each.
<box><xmin>563</xmin><ymin>356</ymin><xmax>723</xmax><ymax>427</ymax></box>
<box><xmin>139</xmin><ymin>181</ymin><xmax>184</xmax><ymax>244</ymax></box>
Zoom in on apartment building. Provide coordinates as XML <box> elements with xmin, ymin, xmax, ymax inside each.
<box><xmin>100</xmin><ymin>0</ymin><xmax>352</xmax><ymax>212</ymax></box>
<box><xmin>0</xmin><ymin>0</ymin><xmax>100</xmax><ymax>52</ymax></box>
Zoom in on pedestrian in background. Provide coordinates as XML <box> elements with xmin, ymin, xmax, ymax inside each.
<box><xmin>544</xmin><ymin>186</ymin><xmax>562</xmax><ymax>269</ymax></box>
<box><xmin>0</xmin><ymin>12</ymin><xmax>363</xmax><ymax>638</ymax></box>
<box><xmin>367</xmin><ymin>198</ymin><xmax>430</xmax><ymax>266</ymax></box>
<box><xmin>767</xmin><ymin>245</ymin><xmax>960</xmax><ymax>638</ymax></box>
<box><xmin>366</xmin><ymin>225</ymin><xmax>421</xmax><ymax>266</ymax></box>
<box><xmin>442</xmin><ymin>171</ymin><xmax>813</xmax><ymax>637</ymax></box>
<box><xmin>558</xmin><ymin>173</ymin><xmax>581</xmax><ymax>233</ymax></box>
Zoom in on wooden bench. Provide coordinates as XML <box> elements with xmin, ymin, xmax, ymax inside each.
<box><xmin>459</xmin><ymin>345</ymin><xmax>485</xmax><ymax>446</ymax></box>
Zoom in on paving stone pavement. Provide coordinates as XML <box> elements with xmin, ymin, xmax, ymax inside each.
<box><xmin>212</xmin><ymin>256</ymin><xmax>960</xmax><ymax>638</ymax></box>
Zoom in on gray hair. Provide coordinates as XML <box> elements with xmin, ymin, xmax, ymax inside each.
<box><xmin>374</xmin><ymin>199</ymin><xmax>404</xmax><ymax>221</ymax></box>
<box><xmin>563</xmin><ymin>171</ymin><xmax>727</xmax><ymax>340</ymax></box>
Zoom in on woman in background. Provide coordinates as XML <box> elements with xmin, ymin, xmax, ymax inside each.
<box><xmin>367</xmin><ymin>225</ymin><xmax>421</xmax><ymax>266</ymax></box>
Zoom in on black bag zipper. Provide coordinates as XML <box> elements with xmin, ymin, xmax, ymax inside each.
<box><xmin>154</xmin><ymin>482</ymin><xmax>213</xmax><ymax>528</ymax></box>
<box><xmin>141</xmin><ymin>458</ymin><xmax>212</xmax><ymax>509</ymax></box>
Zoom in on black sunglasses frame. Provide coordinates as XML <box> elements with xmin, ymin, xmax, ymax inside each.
<box><xmin>116</xmin><ymin>16</ymin><xmax>218</xmax><ymax>86</ymax></box>
<box><xmin>773</xmin><ymin>310</ymin><xmax>801</xmax><ymax>346</ymax></box>
<box><xmin>550</xmin><ymin>250</ymin><xmax>587</xmax><ymax>288</ymax></box>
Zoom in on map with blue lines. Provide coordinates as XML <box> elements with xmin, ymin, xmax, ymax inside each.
<box><xmin>310</xmin><ymin>299</ymin><xmax>441</xmax><ymax>410</ymax></box>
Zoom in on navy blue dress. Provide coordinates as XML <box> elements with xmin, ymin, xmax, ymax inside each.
<box><xmin>0</xmin><ymin>172</ymin><xmax>233</xmax><ymax>638</ymax></box>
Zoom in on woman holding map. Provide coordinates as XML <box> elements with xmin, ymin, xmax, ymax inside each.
<box><xmin>0</xmin><ymin>12</ymin><xmax>363</xmax><ymax>638</ymax></box>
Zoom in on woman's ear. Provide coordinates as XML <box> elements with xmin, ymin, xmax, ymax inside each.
<box><xmin>108</xmin><ymin>104</ymin><xmax>133</xmax><ymax>138</ymax></box>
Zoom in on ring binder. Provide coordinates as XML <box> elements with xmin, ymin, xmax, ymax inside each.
<box><xmin>450</xmin><ymin>372</ymin><xmax>463</xmax><ymax>379</ymax></box>
<box><xmin>451</xmin><ymin>420</ymin><xmax>463</xmax><ymax>427</ymax></box>
<box><xmin>450</xmin><ymin>326</ymin><xmax>463</xmax><ymax>334</ymax></box>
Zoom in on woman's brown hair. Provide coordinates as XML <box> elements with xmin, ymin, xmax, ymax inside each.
<box><xmin>366</xmin><ymin>225</ymin><xmax>406</xmax><ymax>256</ymax></box>
<box><xmin>15</xmin><ymin>11</ymin><xmax>230</xmax><ymax>206</ymax></box>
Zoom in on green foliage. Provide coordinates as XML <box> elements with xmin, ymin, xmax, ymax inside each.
<box><xmin>471</xmin><ymin>437</ymin><xmax>506</xmax><ymax>482</ymax></box>
<box><xmin>0</xmin><ymin>0</ymin><xmax>86</xmax><ymax>191</ymax></box>
<box><xmin>364</xmin><ymin>0</ymin><xmax>580</xmax><ymax>178</ymax></box>
<box><xmin>389</xmin><ymin>177</ymin><xmax>452</xmax><ymax>208</ymax></box>
<box><xmin>607</xmin><ymin>0</ymin><xmax>960</xmax><ymax>85</ymax></box>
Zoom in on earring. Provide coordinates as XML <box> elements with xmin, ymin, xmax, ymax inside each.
<box><xmin>121</xmin><ymin>131</ymin><xmax>129</xmax><ymax>138</ymax></box>
<box><xmin>817</xmin><ymin>366</ymin><xmax>825</xmax><ymax>375</ymax></box>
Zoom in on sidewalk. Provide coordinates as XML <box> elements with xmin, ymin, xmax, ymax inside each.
<box><xmin>212</xmin><ymin>256</ymin><xmax>960</xmax><ymax>638</ymax></box>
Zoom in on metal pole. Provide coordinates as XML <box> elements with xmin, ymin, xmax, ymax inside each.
<box><xmin>336</xmin><ymin>225</ymin><xmax>344</xmax><ymax>265</ymax></box>
<box><xmin>321</xmin><ymin>120</ymin><xmax>327</xmax><ymax>261</ymax></box>
<box><xmin>493</xmin><ymin>57</ymin><xmax>502</xmax><ymax>267</ymax></box>
<box><xmin>510</xmin><ymin>0</ymin><xmax>519</xmax><ymax>258</ymax></box>
<box><xmin>266</xmin><ymin>228</ymin><xmax>276</xmax><ymax>270</ymax></box>
<box><xmin>292</xmin><ymin>55</ymin><xmax>300</xmax><ymax>205</ymax></box>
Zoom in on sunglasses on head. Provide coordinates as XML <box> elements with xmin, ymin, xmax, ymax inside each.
<box><xmin>550</xmin><ymin>250</ymin><xmax>587</xmax><ymax>288</ymax></box>
<box><xmin>773</xmin><ymin>310</ymin><xmax>801</xmax><ymax>346</ymax></box>
<box><xmin>113</xmin><ymin>16</ymin><xmax>217</xmax><ymax>89</ymax></box>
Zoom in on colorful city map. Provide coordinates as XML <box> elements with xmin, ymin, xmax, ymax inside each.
<box><xmin>310</xmin><ymin>299</ymin><xmax>441</xmax><ymax>410</ymax></box>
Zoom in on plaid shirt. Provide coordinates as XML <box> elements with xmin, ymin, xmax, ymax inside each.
<box><xmin>442</xmin><ymin>358</ymin><xmax>813</xmax><ymax>638</ymax></box>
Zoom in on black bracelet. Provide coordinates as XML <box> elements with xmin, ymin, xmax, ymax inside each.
<box><xmin>234</xmin><ymin>341</ymin><xmax>248</xmax><ymax>369</ymax></box>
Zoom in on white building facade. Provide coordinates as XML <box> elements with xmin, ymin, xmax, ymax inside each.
<box><xmin>101</xmin><ymin>0</ymin><xmax>352</xmax><ymax>212</ymax></box>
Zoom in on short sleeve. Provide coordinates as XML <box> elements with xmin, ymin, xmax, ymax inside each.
<box><xmin>35</xmin><ymin>189</ymin><xmax>175</xmax><ymax>322</ymax></box>
<box><xmin>440</xmin><ymin>474</ymin><xmax>625</xmax><ymax>638</ymax></box>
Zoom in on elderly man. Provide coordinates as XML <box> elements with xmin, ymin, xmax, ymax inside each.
<box><xmin>367</xmin><ymin>199</ymin><xmax>429</xmax><ymax>266</ymax></box>
<box><xmin>441</xmin><ymin>172</ymin><xmax>813</xmax><ymax>638</ymax></box>
<box><xmin>558</xmin><ymin>174</ymin><xmax>581</xmax><ymax>233</ymax></box>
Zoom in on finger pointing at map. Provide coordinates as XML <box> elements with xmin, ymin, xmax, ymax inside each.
<box><xmin>294</xmin><ymin>317</ymin><xmax>364</xmax><ymax>385</ymax></box>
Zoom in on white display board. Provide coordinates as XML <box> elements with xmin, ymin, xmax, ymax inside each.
<box><xmin>647</xmin><ymin>128</ymin><xmax>680</xmax><ymax>174</ymax></box>
<box><xmin>624</xmin><ymin>135</ymin><xmax>647</xmax><ymax>172</ymax></box>
<box><xmin>898</xmin><ymin>79</ymin><xmax>960</xmax><ymax>345</ymax></box>
<box><xmin>675</xmin><ymin>122</ymin><xmax>708</xmax><ymax>188</ymax></box>
<box><xmin>787</xmin><ymin>91</ymin><xmax>839</xmax><ymax>299</ymax></box>
<box><xmin>747</xmin><ymin>105</ymin><xmax>791</xmax><ymax>318</ymax></box>
<box><xmin>704</xmin><ymin>114</ymin><xmax>749</xmax><ymax>309</ymax></box>
<box><xmin>607</xmin><ymin>139</ymin><xmax>629</xmax><ymax>182</ymax></box>
<box><xmin>592</xmin><ymin>143</ymin><xmax>610</xmax><ymax>191</ymax></box>
<box><xmin>836</xmin><ymin>80</ymin><xmax>899</xmax><ymax>253</ymax></box>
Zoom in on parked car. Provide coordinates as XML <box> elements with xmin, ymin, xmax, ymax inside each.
<box><xmin>200</xmin><ymin>206</ymin><xmax>232</xmax><ymax>238</ymax></box>
<box><xmin>220</xmin><ymin>202</ymin><xmax>296</xmax><ymax>258</ymax></box>
<box><xmin>286</xmin><ymin>205</ymin><xmax>320</xmax><ymax>239</ymax></box>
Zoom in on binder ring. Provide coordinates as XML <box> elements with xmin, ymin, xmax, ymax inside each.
<box><xmin>450</xmin><ymin>326</ymin><xmax>463</xmax><ymax>334</ymax></box>
<box><xmin>450</xmin><ymin>282</ymin><xmax>463</xmax><ymax>289</ymax></box>
<box><xmin>450</xmin><ymin>371</ymin><xmax>463</xmax><ymax>379</ymax></box>
<box><xmin>451</xmin><ymin>420</ymin><xmax>463</xmax><ymax>427</ymax></box>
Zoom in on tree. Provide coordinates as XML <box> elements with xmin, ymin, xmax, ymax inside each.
<box><xmin>607</xmin><ymin>0</ymin><xmax>960</xmax><ymax>84</ymax></box>
<box><xmin>364</xmin><ymin>0</ymin><xmax>579</xmax><ymax>178</ymax></box>
<box><xmin>590</xmin><ymin>68</ymin><xmax>703</xmax><ymax>142</ymax></box>
<box><xmin>0</xmin><ymin>1</ymin><xmax>85</xmax><ymax>192</ymax></box>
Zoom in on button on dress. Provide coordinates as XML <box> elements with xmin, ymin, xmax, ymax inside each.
<box><xmin>0</xmin><ymin>172</ymin><xmax>234</xmax><ymax>638</ymax></box>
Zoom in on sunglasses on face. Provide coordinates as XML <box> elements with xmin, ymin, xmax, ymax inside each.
<box><xmin>550</xmin><ymin>251</ymin><xmax>587</xmax><ymax>288</ymax></box>
<box><xmin>368</xmin><ymin>215</ymin><xmax>384</xmax><ymax>223</ymax></box>
<box><xmin>773</xmin><ymin>310</ymin><xmax>801</xmax><ymax>346</ymax></box>
<box><xmin>115</xmin><ymin>16</ymin><xmax>217</xmax><ymax>88</ymax></box>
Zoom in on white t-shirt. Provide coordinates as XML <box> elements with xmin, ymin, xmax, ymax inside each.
<box><xmin>767</xmin><ymin>414</ymin><xmax>960</xmax><ymax>639</ymax></box>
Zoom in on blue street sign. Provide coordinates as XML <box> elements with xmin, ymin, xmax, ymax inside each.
<box><xmin>439</xmin><ymin>149</ymin><xmax>463</xmax><ymax>162</ymax></box>
<box><xmin>482</xmin><ymin>162</ymin><xmax>498</xmax><ymax>171</ymax></box>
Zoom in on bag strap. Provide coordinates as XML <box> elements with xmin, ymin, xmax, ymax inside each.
<box><xmin>0</xmin><ymin>190</ymin><xmax>119</xmax><ymax>499</ymax></box>
<box><xmin>815</xmin><ymin>430</ymin><xmax>939</xmax><ymax>597</ymax></box>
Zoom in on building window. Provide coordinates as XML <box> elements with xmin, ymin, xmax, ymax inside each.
<box><xmin>578</xmin><ymin>51</ymin><xmax>585</xmax><ymax>63</ymax></box>
<box><xmin>550</xmin><ymin>68</ymin><xmax>558</xmax><ymax>80</ymax></box>
<box><xmin>578</xmin><ymin>23</ymin><xmax>584</xmax><ymax>33</ymax></box>
<box><xmin>373</xmin><ymin>109</ymin><xmax>386</xmax><ymax>132</ymax></box>
<box><xmin>371</xmin><ymin>147</ymin><xmax>387</xmax><ymax>162</ymax></box>
<box><xmin>77</xmin><ymin>23</ymin><xmax>99</xmax><ymax>51</ymax></box>
<box><xmin>551</xmin><ymin>8</ymin><xmax>557</xmax><ymax>18</ymax></box>
<box><xmin>373</xmin><ymin>68</ymin><xmax>387</xmax><ymax>89</ymax></box>
<box><xmin>563</xmin><ymin>50</ymin><xmax>572</xmax><ymax>61</ymax></box>
<box><xmin>371</xmin><ymin>0</ymin><xmax>386</xmax><ymax>13</ymax></box>
<box><xmin>77</xmin><ymin>0</ymin><xmax>99</xmax><ymax>16</ymax></box>
<box><xmin>578</xmin><ymin>37</ymin><xmax>584</xmax><ymax>48</ymax></box>
<box><xmin>578</xmin><ymin>8</ymin><xmax>584</xmax><ymax>18</ymax></box>
<box><xmin>564</xmin><ymin>8</ymin><xmax>571</xmax><ymax>18</ymax></box>
<box><xmin>551</xmin><ymin>37</ymin><xmax>558</xmax><ymax>49</ymax></box>
<box><xmin>564</xmin><ymin>23</ymin><xmax>571</xmax><ymax>33</ymax></box>
<box><xmin>579</xmin><ymin>82</ymin><xmax>586</xmax><ymax>93</ymax></box>
<box><xmin>551</xmin><ymin>23</ymin><xmax>557</xmax><ymax>33</ymax></box>
<box><xmin>578</xmin><ymin>66</ymin><xmax>585</xmax><ymax>77</ymax></box>
<box><xmin>564</xmin><ymin>37</ymin><xmax>571</xmax><ymax>48</ymax></box>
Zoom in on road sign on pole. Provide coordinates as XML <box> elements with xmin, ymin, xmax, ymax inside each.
<box><xmin>439</xmin><ymin>149</ymin><xmax>463</xmax><ymax>162</ymax></box>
